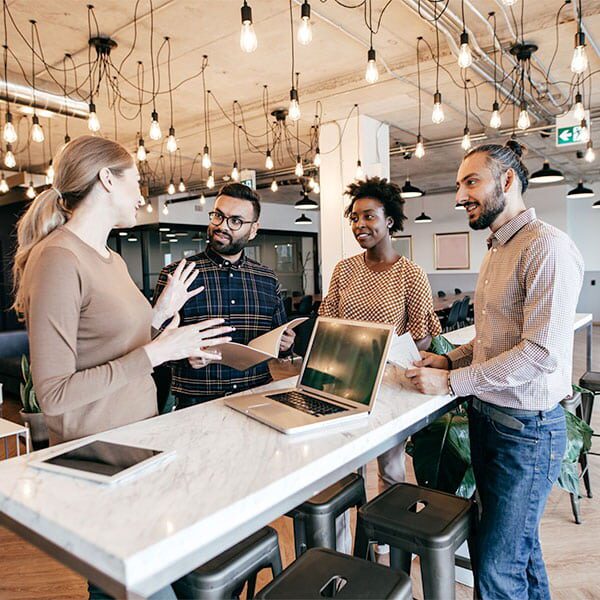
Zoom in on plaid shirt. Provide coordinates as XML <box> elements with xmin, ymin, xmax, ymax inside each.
<box><xmin>448</xmin><ymin>208</ymin><xmax>584</xmax><ymax>410</ymax></box>
<box><xmin>154</xmin><ymin>246</ymin><xmax>288</xmax><ymax>403</ymax></box>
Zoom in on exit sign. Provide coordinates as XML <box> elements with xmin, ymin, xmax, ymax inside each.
<box><xmin>556</xmin><ymin>110</ymin><xmax>590</xmax><ymax>147</ymax></box>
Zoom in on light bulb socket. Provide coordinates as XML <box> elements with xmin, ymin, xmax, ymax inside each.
<box><xmin>89</xmin><ymin>102</ymin><xmax>96</xmax><ymax>113</ymax></box>
<box><xmin>266</xmin><ymin>149</ymin><xmax>272</xmax><ymax>157</ymax></box>
<box><xmin>575</xmin><ymin>31</ymin><xmax>586</xmax><ymax>48</ymax></box>
<box><xmin>357</xmin><ymin>159</ymin><xmax>362</xmax><ymax>167</ymax></box>
<box><xmin>301</xmin><ymin>1</ymin><xmax>310</xmax><ymax>20</ymax></box>
<box><xmin>168</xmin><ymin>126</ymin><xmax>175</xmax><ymax>137</ymax></box>
<box><xmin>6</xmin><ymin>143</ymin><xmax>12</xmax><ymax>152</ymax></box>
<box><xmin>434</xmin><ymin>91</ymin><xmax>442</xmax><ymax>105</ymax></box>
<box><xmin>6</xmin><ymin>112</ymin><xmax>12</xmax><ymax>124</ymax></box>
<box><xmin>296</xmin><ymin>155</ymin><xmax>301</xmax><ymax>163</ymax></box>
<box><xmin>151</xmin><ymin>110</ymin><xmax>159</xmax><ymax>122</ymax></box>
<box><xmin>581</xmin><ymin>118</ymin><xmax>588</xmax><ymax>128</ymax></box>
<box><xmin>64</xmin><ymin>134</ymin><xmax>71</xmax><ymax>143</ymax></box>
<box><xmin>203</xmin><ymin>144</ymin><xmax>210</xmax><ymax>155</ymax></box>
<box><xmin>138</xmin><ymin>138</ymin><xmax>145</xmax><ymax>146</ymax></box>
<box><xmin>290</xmin><ymin>87</ymin><xmax>299</xmax><ymax>102</ymax></box>
<box><xmin>492</xmin><ymin>101</ymin><xmax>499</xmax><ymax>111</ymax></box>
<box><xmin>520</xmin><ymin>100</ymin><xmax>527</xmax><ymax>111</ymax></box>
<box><xmin>575</xmin><ymin>92</ymin><xmax>583</xmax><ymax>104</ymax></box>
<box><xmin>460</xmin><ymin>31</ymin><xmax>469</xmax><ymax>46</ymax></box>
<box><xmin>417</xmin><ymin>133</ymin><xmax>423</xmax><ymax>143</ymax></box>
<box><xmin>241</xmin><ymin>1</ymin><xmax>252</xmax><ymax>24</ymax></box>
<box><xmin>32</xmin><ymin>114</ymin><xmax>40</xmax><ymax>126</ymax></box>
<box><xmin>463</xmin><ymin>127</ymin><xmax>470</xmax><ymax>136</ymax></box>
<box><xmin>233</xmin><ymin>160</ymin><xmax>239</xmax><ymax>168</ymax></box>
<box><xmin>367</xmin><ymin>47</ymin><xmax>376</xmax><ymax>62</ymax></box>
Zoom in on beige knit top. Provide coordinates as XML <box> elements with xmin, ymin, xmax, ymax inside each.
<box><xmin>319</xmin><ymin>253</ymin><xmax>442</xmax><ymax>340</ymax></box>
<box><xmin>22</xmin><ymin>226</ymin><xmax>157</xmax><ymax>445</ymax></box>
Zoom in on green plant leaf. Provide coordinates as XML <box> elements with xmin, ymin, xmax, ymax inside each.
<box><xmin>428</xmin><ymin>335</ymin><xmax>456</xmax><ymax>356</ymax></box>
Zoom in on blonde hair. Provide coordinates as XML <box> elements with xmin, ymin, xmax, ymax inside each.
<box><xmin>12</xmin><ymin>135</ymin><xmax>134</xmax><ymax>317</ymax></box>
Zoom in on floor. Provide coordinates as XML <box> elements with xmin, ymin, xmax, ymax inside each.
<box><xmin>0</xmin><ymin>325</ymin><xmax>598</xmax><ymax>599</ymax></box>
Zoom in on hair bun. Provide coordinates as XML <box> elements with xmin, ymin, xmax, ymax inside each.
<box><xmin>505</xmin><ymin>138</ymin><xmax>526</xmax><ymax>158</ymax></box>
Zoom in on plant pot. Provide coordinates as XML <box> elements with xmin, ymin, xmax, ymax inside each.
<box><xmin>19</xmin><ymin>409</ymin><xmax>49</xmax><ymax>447</ymax></box>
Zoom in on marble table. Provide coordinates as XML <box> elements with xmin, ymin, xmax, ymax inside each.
<box><xmin>0</xmin><ymin>367</ymin><xmax>458</xmax><ymax>599</ymax></box>
<box><xmin>444</xmin><ymin>313</ymin><xmax>593</xmax><ymax>372</ymax></box>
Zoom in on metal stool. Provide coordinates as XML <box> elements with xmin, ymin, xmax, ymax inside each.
<box><xmin>287</xmin><ymin>473</ymin><xmax>366</xmax><ymax>556</ymax></box>
<box><xmin>172</xmin><ymin>526</ymin><xmax>282</xmax><ymax>599</ymax></box>
<box><xmin>255</xmin><ymin>547</ymin><xmax>412</xmax><ymax>599</ymax></box>
<box><xmin>354</xmin><ymin>483</ymin><xmax>477</xmax><ymax>600</ymax></box>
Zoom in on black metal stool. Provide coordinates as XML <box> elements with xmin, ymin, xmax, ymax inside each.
<box><xmin>287</xmin><ymin>473</ymin><xmax>366</xmax><ymax>556</ymax></box>
<box><xmin>172</xmin><ymin>526</ymin><xmax>282</xmax><ymax>599</ymax></box>
<box><xmin>255</xmin><ymin>547</ymin><xmax>412</xmax><ymax>599</ymax></box>
<box><xmin>354</xmin><ymin>483</ymin><xmax>476</xmax><ymax>600</ymax></box>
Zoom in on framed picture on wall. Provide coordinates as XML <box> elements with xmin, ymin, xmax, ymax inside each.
<box><xmin>391</xmin><ymin>235</ymin><xmax>412</xmax><ymax>260</ymax></box>
<box><xmin>434</xmin><ymin>232</ymin><xmax>470</xmax><ymax>270</ymax></box>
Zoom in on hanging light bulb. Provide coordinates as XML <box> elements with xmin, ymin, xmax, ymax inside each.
<box><xmin>26</xmin><ymin>181</ymin><xmax>36</xmax><ymax>199</ymax></box>
<box><xmin>461</xmin><ymin>127</ymin><xmax>472</xmax><ymax>152</ymax></box>
<box><xmin>572</xmin><ymin>92</ymin><xmax>585</xmax><ymax>122</ymax></box>
<box><xmin>571</xmin><ymin>31</ymin><xmax>588</xmax><ymax>74</ymax></box>
<box><xmin>458</xmin><ymin>32</ymin><xmax>472</xmax><ymax>68</ymax></box>
<box><xmin>202</xmin><ymin>145</ymin><xmax>212</xmax><ymax>169</ymax></box>
<box><xmin>167</xmin><ymin>179</ymin><xmax>175</xmax><ymax>195</ymax></box>
<box><xmin>207</xmin><ymin>170</ymin><xmax>215</xmax><ymax>189</ymax></box>
<box><xmin>137</xmin><ymin>138</ymin><xmax>147</xmax><ymax>162</ymax></box>
<box><xmin>265</xmin><ymin>149</ymin><xmax>274</xmax><ymax>170</ymax></box>
<box><xmin>147</xmin><ymin>203</ymin><xmax>153</xmax><ymax>213</ymax></box>
<box><xmin>0</xmin><ymin>173</ymin><xmax>8</xmax><ymax>194</ymax></box>
<box><xmin>178</xmin><ymin>178</ymin><xmax>186</xmax><ymax>193</ymax></box>
<box><xmin>162</xmin><ymin>202</ymin><xmax>169</xmax><ymax>215</ymax></box>
<box><xmin>166</xmin><ymin>126</ymin><xmax>177</xmax><ymax>153</ymax></box>
<box><xmin>365</xmin><ymin>48</ymin><xmax>379</xmax><ymax>84</ymax></box>
<box><xmin>231</xmin><ymin>161</ymin><xmax>240</xmax><ymax>181</ymax></box>
<box><xmin>46</xmin><ymin>160</ymin><xmax>54</xmax><ymax>185</ymax></box>
<box><xmin>490</xmin><ymin>101</ymin><xmax>502</xmax><ymax>129</ymax></box>
<box><xmin>308</xmin><ymin>176</ymin><xmax>315</xmax><ymax>190</ymax></box>
<box><xmin>295</xmin><ymin>156</ymin><xmax>304</xmax><ymax>177</ymax></box>
<box><xmin>517</xmin><ymin>101</ymin><xmax>530</xmax><ymax>130</ymax></box>
<box><xmin>585</xmin><ymin>141</ymin><xmax>596</xmax><ymax>163</ymax></box>
<box><xmin>298</xmin><ymin>1</ymin><xmax>312</xmax><ymax>45</ymax></box>
<box><xmin>4</xmin><ymin>144</ymin><xmax>16</xmax><ymax>168</ymax></box>
<box><xmin>355</xmin><ymin>160</ymin><xmax>364</xmax><ymax>180</ymax></box>
<box><xmin>149</xmin><ymin>110</ymin><xmax>162</xmax><ymax>140</ymax></box>
<box><xmin>200</xmin><ymin>193</ymin><xmax>206</xmax><ymax>206</ymax></box>
<box><xmin>3</xmin><ymin>112</ymin><xmax>17</xmax><ymax>143</ymax></box>
<box><xmin>415</xmin><ymin>134</ymin><xmax>425</xmax><ymax>159</ymax></box>
<box><xmin>312</xmin><ymin>180</ymin><xmax>320</xmax><ymax>194</ymax></box>
<box><xmin>88</xmin><ymin>102</ymin><xmax>100</xmax><ymax>132</ymax></box>
<box><xmin>289</xmin><ymin>88</ymin><xmax>301</xmax><ymax>121</ymax></box>
<box><xmin>240</xmin><ymin>1</ymin><xmax>258</xmax><ymax>53</ymax></box>
<box><xmin>271</xmin><ymin>179</ymin><xmax>278</xmax><ymax>192</ymax></box>
<box><xmin>579</xmin><ymin>118</ymin><xmax>590</xmax><ymax>143</ymax></box>
<box><xmin>64</xmin><ymin>133</ymin><xmax>71</xmax><ymax>144</ymax></box>
<box><xmin>314</xmin><ymin>147</ymin><xmax>321</xmax><ymax>167</ymax></box>
<box><xmin>31</xmin><ymin>114</ymin><xmax>44</xmax><ymax>143</ymax></box>
<box><xmin>432</xmin><ymin>92</ymin><xmax>445</xmax><ymax>124</ymax></box>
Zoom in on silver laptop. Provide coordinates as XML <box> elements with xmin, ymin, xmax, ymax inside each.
<box><xmin>225</xmin><ymin>317</ymin><xmax>394</xmax><ymax>434</ymax></box>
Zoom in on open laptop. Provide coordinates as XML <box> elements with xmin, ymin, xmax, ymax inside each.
<box><xmin>225</xmin><ymin>317</ymin><xmax>394</xmax><ymax>434</ymax></box>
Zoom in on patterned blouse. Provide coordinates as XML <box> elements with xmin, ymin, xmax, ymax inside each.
<box><xmin>319</xmin><ymin>253</ymin><xmax>441</xmax><ymax>340</ymax></box>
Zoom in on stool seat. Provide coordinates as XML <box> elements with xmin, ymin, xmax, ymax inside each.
<box><xmin>173</xmin><ymin>526</ymin><xmax>282</xmax><ymax>599</ymax></box>
<box><xmin>255</xmin><ymin>548</ymin><xmax>412</xmax><ymax>599</ymax></box>
<box><xmin>580</xmin><ymin>371</ymin><xmax>600</xmax><ymax>393</ymax></box>
<box><xmin>358</xmin><ymin>482</ymin><xmax>472</xmax><ymax>549</ymax></box>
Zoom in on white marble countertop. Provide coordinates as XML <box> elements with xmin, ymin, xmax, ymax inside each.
<box><xmin>443</xmin><ymin>312</ymin><xmax>592</xmax><ymax>347</ymax></box>
<box><xmin>0</xmin><ymin>368</ymin><xmax>456</xmax><ymax>599</ymax></box>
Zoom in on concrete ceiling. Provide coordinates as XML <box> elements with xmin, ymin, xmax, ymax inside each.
<box><xmin>3</xmin><ymin>0</ymin><xmax>600</xmax><ymax>202</ymax></box>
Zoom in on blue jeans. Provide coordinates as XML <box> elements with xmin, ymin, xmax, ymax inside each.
<box><xmin>468</xmin><ymin>401</ymin><xmax>566</xmax><ymax>600</ymax></box>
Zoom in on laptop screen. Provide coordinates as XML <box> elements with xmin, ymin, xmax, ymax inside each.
<box><xmin>300</xmin><ymin>320</ymin><xmax>391</xmax><ymax>406</ymax></box>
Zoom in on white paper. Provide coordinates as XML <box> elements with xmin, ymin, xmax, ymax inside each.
<box><xmin>387</xmin><ymin>332</ymin><xmax>422</xmax><ymax>368</ymax></box>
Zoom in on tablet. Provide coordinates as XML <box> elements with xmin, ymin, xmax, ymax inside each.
<box><xmin>30</xmin><ymin>440</ymin><xmax>175</xmax><ymax>484</ymax></box>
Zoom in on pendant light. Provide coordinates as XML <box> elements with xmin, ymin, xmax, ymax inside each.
<box><xmin>517</xmin><ymin>101</ymin><xmax>530</xmax><ymax>130</ymax></box>
<box><xmin>167</xmin><ymin>179</ymin><xmax>175</xmax><ymax>195</ymax></box>
<box><xmin>414</xmin><ymin>211</ymin><xmax>432</xmax><ymax>224</ymax></box>
<box><xmin>572</xmin><ymin>92</ymin><xmax>585</xmax><ymax>122</ymax></box>
<box><xmin>455</xmin><ymin>203</ymin><xmax>466</xmax><ymax>210</ymax></box>
<box><xmin>431</xmin><ymin>15</ymin><xmax>444</xmax><ymax>124</ymax></box>
<box><xmin>202</xmin><ymin>60</ymin><xmax>212</xmax><ymax>170</ymax></box>
<box><xmin>593</xmin><ymin>200</ymin><xmax>600</xmax><ymax>208</ymax></box>
<box><xmin>490</xmin><ymin>102</ymin><xmax>502</xmax><ymax>129</ymax></box>
<box><xmin>295</xmin><ymin>213</ymin><xmax>312</xmax><ymax>224</ymax></box>
<box><xmin>240</xmin><ymin>1</ymin><xmax>258</xmax><ymax>53</ymax></box>
<box><xmin>29</xmin><ymin>22</ymin><xmax>44</xmax><ymax>143</ymax></box>
<box><xmin>162</xmin><ymin>202</ymin><xmax>169</xmax><ymax>215</ymax></box>
<box><xmin>295</xmin><ymin>192</ymin><xmax>318</xmax><ymax>210</ymax></box>
<box><xmin>2</xmin><ymin>42</ymin><xmax>17</xmax><ymax>143</ymax></box>
<box><xmin>0</xmin><ymin>173</ymin><xmax>9</xmax><ymax>193</ymax></box>
<box><xmin>165</xmin><ymin>38</ymin><xmax>177</xmax><ymax>153</ymax></box>
<box><xmin>432</xmin><ymin>91</ymin><xmax>445</xmax><ymax>124</ymax></box>
<box><xmin>26</xmin><ymin>180</ymin><xmax>36</xmax><ymax>199</ymax></box>
<box><xmin>289</xmin><ymin>87</ymin><xmax>301</xmax><ymax>121</ymax></box>
<box><xmin>231</xmin><ymin>161</ymin><xmax>240</xmax><ymax>181</ymax></box>
<box><xmin>314</xmin><ymin>147</ymin><xmax>321</xmax><ymax>167</ymax></box>
<box><xmin>584</xmin><ymin>141</ymin><xmax>595</xmax><ymax>163</ymax></box>
<box><xmin>400</xmin><ymin>179</ymin><xmax>424</xmax><ymax>199</ymax></box>
<box><xmin>178</xmin><ymin>177</ymin><xmax>186</xmax><ymax>193</ymax></box>
<box><xmin>461</xmin><ymin>127</ymin><xmax>472</xmax><ymax>151</ymax></box>
<box><xmin>489</xmin><ymin>14</ymin><xmax>501</xmax><ymax>129</ymax></box>
<box><xmin>297</xmin><ymin>1</ymin><xmax>312</xmax><ymax>45</ymax></box>
<box><xmin>571</xmin><ymin>1</ymin><xmax>588</xmax><ymax>74</ymax></box>
<box><xmin>567</xmin><ymin>181</ymin><xmax>594</xmax><ymax>198</ymax></box>
<box><xmin>207</xmin><ymin>170</ymin><xmax>215</xmax><ymax>188</ymax></box>
<box><xmin>295</xmin><ymin>156</ymin><xmax>304</xmax><ymax>177</ymax></box>
<box><xmin>4</xmin><ymin>143</ymin><xmax>16</xmax><ymax>168</ymax></box>
<box><xmin>529</xmin><ymin>161</ymin><xmax>564</xmax><ymax>184</ymax></box>
<box><xmin>200</xmin><ymin>193</ymin><xmax>206</xmax><ymax>206</ymax></box>
<box><xmin>137</xmin><ymin>138</ymin><xmax>147</xmax><ymax>162</ymax></box>
<box><xmin>415</xmin><ymin>39</ymin><xmax>425</xmax><ymax>159</ymax></box>
<box><xmin>271</xmin><ymin>179</ymin><xmax>278</xmax><ymax>192</ymax></box>
<box><xmin>149</xmin><ymin>110</ymin><xmax>162</xmax><ymax>140</ymax></box>
<box><xmin>458</xmin><ymin>32</ymin><xmax>472</xmax><ymax>69</ymax></box>
<box><xmin>365</xmin><ymin>3</ymin><xmax>378</xmax><ymax>84</ymax></box>
<box><xmin>88</xmin><ymin>102</ymin><xmax>100</xmax><ymax>132</ymax></box>
<box><xmin>265</xmin><ymin>149</ymin><xmax>274</xmax><ymax>170</ymax></box>
<box><xmin>46</xmin><ymin>160</ymin><xmax>55</xmax><ymax>185</ymax></box>
<box><xmin>579</xmin><ymin>118</ymin><xmax>590</xmax><ymax>143</ymax></box>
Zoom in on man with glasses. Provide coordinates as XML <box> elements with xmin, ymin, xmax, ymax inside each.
<box><xmin>154</xmin><ymin>183</ymin><xmax>294</xmax><ymax>408</ymax></box>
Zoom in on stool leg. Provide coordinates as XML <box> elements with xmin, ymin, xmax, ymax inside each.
<box><xmin>292</xmin><ymin>514</ymin><xmax>308</xmax><ymax>557</ymax></box>
<box><xmin>390</xmin><ymin>546</ymin><xmax>412</xmax><ymax>575</ymax></box>
<box><xmin>353</xmin><ymin>515</ymin><xmax>370</xmax><ymax>560</ymax></box>
<box><xmin>246</xmin><ymin>574</ymin><xmax>257</xmax><ymax>599</ymax></box>
<box><xmin>420</xmin><ymin>548</ymin><xmax>455</xmax><ymax>600</ymax></box>
<box><xmin>305</xmin><ymin>513</ymin><xmax>337</xmax><ymax>550</ymax></box>
<box><xmin>570</xmin><ymin>492</ymin><xmax>582</xmax><ymax>524</ymax></box>
<box><xmin>270</xmin><ymin>547</ymin><xmax>283</xmax><ymax>577</ymax></box>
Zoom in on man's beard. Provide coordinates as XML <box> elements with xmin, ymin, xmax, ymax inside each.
<box><xmin>208</xmin><ymin>228</ymin><xmax>252</xmax><ymax>255</ymax></box>
<box><xmin>469</xmin><ymin>179</ymin><xmax>506</xmax><ymax>230</ymax></box>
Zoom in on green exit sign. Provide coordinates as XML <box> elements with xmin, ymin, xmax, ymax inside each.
<box><xmin>557</xmin><ymin>125</ymin><xmax>586</xmax><ymax>146</ymax></box>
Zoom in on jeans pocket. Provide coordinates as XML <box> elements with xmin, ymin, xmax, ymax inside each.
<box><xmin>489</xmin><ymin>418</ymin><xmax>539</xmax><ymax>444</ymax></box>
<box><xmin>546</xmin><ymin>428</ymin><xmax>567</xmax><ymax>483</ymax></box>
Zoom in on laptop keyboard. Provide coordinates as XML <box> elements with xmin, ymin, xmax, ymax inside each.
<box><xmin>267</xmin><ymin>390</ymin><xmax>348</xmax><ymax>417</ymax></box>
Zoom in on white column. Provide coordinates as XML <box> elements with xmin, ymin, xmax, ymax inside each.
<box><xmin>319</xmin><ymin>115</ymin><xmax>389</xmax><ymax>294</ymax></box>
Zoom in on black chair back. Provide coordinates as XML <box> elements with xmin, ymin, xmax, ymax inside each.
<box><xmin>437</xmin><ymin>290</ymin><xmax>446</xmax><ymax>298</ymax></box>
<box><xmin>458</xmin><ymin>296</ymin><xmax>470</xmax><ymax>324</ymax></box>
<box><xmin>454</xmin><ymin>288</ymin><xmax>462</xmax><ymax>294</ymax></box>
<box><xmin>445</xmin><ymin>300</ymin><xmax>462</xmax><ymax>331</ymax></box>
<box><xmin>283</xmin><ymin>296</ymin><xmax>293</xmax><ymax>318</ymax></box>
<box><xmin>297</xmin><ymin>295</ymin><xmax>314</xmax><ymax>315</ymax></box>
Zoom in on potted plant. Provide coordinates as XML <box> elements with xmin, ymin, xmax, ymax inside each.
<box><xmin>19</xmin><ymin>354</ymin><xmax>49</xmax><ymax>447</ymax></box>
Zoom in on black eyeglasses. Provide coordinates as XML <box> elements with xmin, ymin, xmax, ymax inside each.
<box><xmin>208</xmin><ymin>211</ymin><xmax>256</xmax><ymax>231</ymax></box>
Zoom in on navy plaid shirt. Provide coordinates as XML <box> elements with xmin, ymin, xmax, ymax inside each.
<box><xmin>154</xmin><ymin>246</ymin><xmax>288</xmax><ymax>404</ymax></box>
